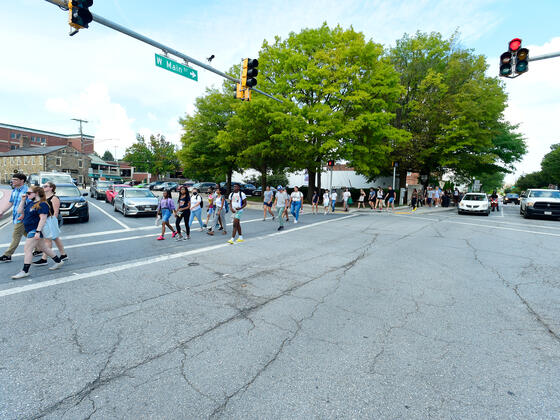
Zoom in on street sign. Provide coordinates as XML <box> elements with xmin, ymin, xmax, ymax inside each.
<box><xmin>155</xmin><ymin>53</ymin><xmax>198</xmax><ymax>81</ymax></box>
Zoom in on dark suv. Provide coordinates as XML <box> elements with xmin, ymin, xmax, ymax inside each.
<box><xmin>503</xmin><ymin>193</ymin><xmax>520</xmax><ymax>205</ymax></box>
<box><xmin>57</xmin><ymin>183</ymin><xmax>89</xmax><ymax>222</ymax></box>
<box><xmin>90</xmin><ymin>180</ymin><xmax>114</xmax><ymax>200</ymax></box>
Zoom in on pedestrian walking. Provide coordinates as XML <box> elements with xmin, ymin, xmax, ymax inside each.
<box><xmin>368</xmin><ymin>187</ymin><xmax>376</xmax><ymax>209</ymax></box>
<box><xmin>11</xmin><ymin>186</ymin><xmax>64</xmax><ymax>279</ymax></box>
<box><xmin>263</xmin><ymin>186</ymin><xmax>275</xmax><ymax>221</ymax></box>
<box><xmin>33</xmin><ymin>182</ymin><xmax>68</xmax><ymax>266</ymax></box>
<box><xmin>274</xmin><ymin>186</ymin><xmax>289</xmax><ymax>230</ymax></box>
<box><xmin>342</xmin><ymin>188</ymin><xmax>351</xmax><ymax>211</ymax></box>
<box><xmin>205</xmin><ymin>187</ymin><xmax>215</xmax><ymax>228</ymax></box>
<box><xmin>207</xmin><ymin>187</ymin><xmax>227</xmax><ymax>236</ymax></box>
<box><xmin>411</xmin><ymin>188</ymin><xmax>418</xmax><ymax>211</ymax></box>
<box><xmin>227</xmin><ymin>184</ymin><xmax>247</xmax><ymax>243</ymax></box>
<box><xmin>433</xmin><ymin>186</ymin><xmax>441</xmax><ymax>207</ymax></box>
<box><xmin>311</xmin><ymin>190</ymin><xmax>320</xmax><ymax>215</ymax></box>
<box><xmin>322</xmin><ymin>189</ymin><xmax>330</xmax><ymax>214</ymax></box>
<box><xmin>0</xmin><ymin>173</ymin><xmax>29</xmax><ymax>263</ymax></box>
<box><xmin>290</xmin><ymin>186</ymin><xmax>304</xmax><ymax>223</ymax></box>
<box><xmin>283</xmin><ymin>189</ymin><xmax>291</xmax><ymax>222</ymax></box>
<box><xmin>426</xmin><ymin>187</ymin><xmax>434</xmax><ymax>207</ymax></box>
<box><xmin>453</xmin><ymin>187</ymin><xmax>460</xmax><ymax>206</ymax></box>
<box><xmin>357</xmin><ymin>189</ymin><xmax>366</xmax><ymax>209</ymax></box>
<box><xmin>156</xmin><ymin>190</ymin><xmax>177</xmax><ymax>240</ymax></box>
<box><xmin>188</xmin><ymin>188</ymin><xmax>205</xmax><ymax>231</ymax></box>
<box><xmin>375</xmin><ymin>187</ymin><xmax>384</xmax><ymax>211</ymax></box>
<box><xmin>331</xmin><ymin>189</ymin><xmax>338</xmax><ymax>213</ymax></box>
<box><xmin>174</xmin><ymin>186</ymin><xmax>190</xmax><ymax>240</ymax></box>
<box><xmin>385</xmin><ymin>186</ymin><xmax>396</xmax><ymax>211</ymax></box>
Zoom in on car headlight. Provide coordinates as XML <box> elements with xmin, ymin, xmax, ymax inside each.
<box><xmin>75</xmin><ymin>202</ymin><xmax>87</xmax><ymax>208</ymax></box>
<box><xmin>526</xmin><ymin>201</ymin><xmax>535</xmax><ymax>207</ymax></box>
<box><xmin>481</xmin><ymin>203</ymin><xmax>488</xmax><ymax>208</ymax></box>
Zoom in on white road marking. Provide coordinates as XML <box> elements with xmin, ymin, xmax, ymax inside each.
<box><xmin>0</xmin><ymin>219</ymin><xmax>11</xmax><ymax>230</ymax></box>
<box><xmin>0</xmin><ymin>214</ymin><xmax>357</xmax><ymax>298</ymax></box>
<box><xmin>88</xmin><ymin>200</ymin><xmax>130</xmax><ymax>230</ymax></box>
<box><xmin>499</xmin><ymin>207</ymin><xmax>504</xmax><ymax>218</ymax></box>
<box><xmin>393</xmin><ymin>213</ymin><xmax>560</xmax><ymax>237</ymax></box>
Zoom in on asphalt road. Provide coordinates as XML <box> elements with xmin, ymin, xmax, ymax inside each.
<box><xmin>1</xmin><ymin>200</ymin><xmax>559</xmax><ymax>419</ymax></box>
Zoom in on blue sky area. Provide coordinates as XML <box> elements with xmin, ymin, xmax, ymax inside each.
<box><xmin>1</xmin><ymin>0</ymin><xmax>558</xmax><ymax>182</ymax></box>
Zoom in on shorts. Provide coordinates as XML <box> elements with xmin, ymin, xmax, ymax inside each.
<box><xmin>388</xmin><ymin>197</ymin><xmax>395</xmax><ymax>203</ymax></box>
<box><xmin>161</xmin><ymin>208</ymin><xmax>172</xmax><ymax>222</ymax></box>
<box><xmin>26</xmin><ymin>230</ymin><xmax>44</xmax><ymax>239</ymax></box>
<box><xmin>233</xmin><ymin>209</ymin><xmax>243</xmax><ymax>220</ymax></box>
<box><xmin>264</xmin><ymin>202</ymin><xmax>272</xmax><ymax>207</ymax></box>
<box><xmin>208</xmin><ymin>207</ymin><xmax>215</xmax><ymax>215</ymax></box>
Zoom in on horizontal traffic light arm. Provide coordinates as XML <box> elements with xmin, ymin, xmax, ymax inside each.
<box><xmin>44</xmin><ymin>0</ymin><xmax>282</xmax><ymax>102</ymax></box>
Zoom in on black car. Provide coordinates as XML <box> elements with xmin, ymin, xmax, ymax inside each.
<box><xmin>90</xmin><ymin>180</ymin><xmax>114</xmax><ymax>200</ymax></box>
<box><xmin>148</xmin><ymin>181</ymin><xmax>165</xmax><ymax>190</ymax></box>
<box><xmin>503</xmin><ymin>193</ymin><xmax>520</xmax><ymax>205</ymax></box>
<box><xmin>56</xmin><ymin>183</ymin><xmax>89</xmax><ymax>222</ymax></box>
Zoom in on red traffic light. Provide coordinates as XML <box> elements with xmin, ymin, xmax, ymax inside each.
<box><xmin>509</xmin><ymin>38</ymin><xmax>522</xmax><ymax>52</ymax></box>
<box><xmin>327</xmin><ymin>160</ymin><xmax>334</xmax><ymax>167</ymax></box>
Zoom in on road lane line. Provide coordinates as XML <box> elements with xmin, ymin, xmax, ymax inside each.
<box><xmin>392</xmin><ymin>213</ymin><xmax>560</xmax><ymax>237</ymax></box>
<box><xmin>0</xmin><ymin>214</ymin><xmax>357</xmax><ymax>298</ymax></box>
<box><xmin>0</xmin><ymin>219</ymin><xmax>11</xmax><ymax>230</ymax></box>
<box><xmin>88</xmin><ymin>200</ymin><xmax>130</xmax><ymax>230</ymax></box>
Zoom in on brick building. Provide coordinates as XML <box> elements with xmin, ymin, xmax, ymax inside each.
<box><xmin>0</xmin><ymin>122</ymin><xmax>95</xmax><ymax>154</ymax></box>
<box><xmin>0</xmin><ymin>145</ymin><xmax>91</xmax><ymax>184</ymax></box>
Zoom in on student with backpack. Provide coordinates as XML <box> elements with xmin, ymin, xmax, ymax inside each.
<box><xmin>188</xmin><ymin>188</ymin><xmax>205</xmax><ymax>231</ymax></box>
<box><xmin>228</xmin><ymin>184</ymin><xmax>247</xmax><ymax>244</ymax></box>
<box><xmin>207</xmin><ymin>187</ymin><xmax>227</xmax><ymax>236</ymax></box>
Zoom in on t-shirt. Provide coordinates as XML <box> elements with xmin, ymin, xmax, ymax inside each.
<box><xmin>208</xmin><ymin>193</ymin><xmax>214</xmax><ymax>209</ymax></box>
<box><xmin>214</xmin><ymin>194</ymin><xmax>224</xmax><ymax>209</ymax></box>
<box><xmin>190</xmin><ymin>194</ymin><xmax>202</xmax><ymax>211</ymax></box>
<box><xmin>331</xmin><ymin>192</ymin><xmax>338</xmax><ymax>201</ymax></box>
<box><xmin>23</xmin><ymin>200</ymin><xmax>49</xmax><ymax>233</ymax></box>
<box><xmin>10</xmin><ymin>185</ymin><xmax>28</xmax><ymax>224</ymax></box>
<box><xmin>312</xmin><ymin>192</ymin><xmax>319</xmax><ymax>203</ymax></box>
<box><xmin>158</xmin><ymin>197</ymin><xmax>176</xmax><ymax>211</ymax></box>
<box><xmin>290</xmin><ymin>191</ymin><xmax>303</xmax><ymax>202</ymax></box>
<box><xmin>229</xmin><ymin>192</ymin><xmax>247</xmax><ymax>210</ymax></box>
<box><xmin>264</xmin><ymin>190</ymin><xmax>273</xmax><ymax>203</ymax></box>
<box><xmin>343</xmin><ymin>191</ymin><xmax>351</xmax><ymax>201</ymax></box>
<box><xmin>386</xmin><ymin>189</ymin><xmax>396</xmax><ymax>199</ymax></box>
<box><xmin>427</xmin><ymin>190</ymin><xmax>434</xmax><ymax>198</ymax></box>
<box><xmin>377</xmin><ymin>190</ymin><xmax>383</xmax><ymax>198</ymax></box>
<box><xmin>369</xmin><ymin>191</ymin><xmax>375</xmax><ymax>200</ymax></box>
<box><xmin>276</xmin><ymin>191</ymin><xmax>288</xmax><ymax>207</ymax></box>
<box><xmin>453</xmin><ymin>190</ymin><xmax>459</xmax><ymax>197</ymax></box>
<box><xmin>323</xmin><ymin>192</ymin><xmax>330</xmax><ymax>204</ymax></box>
<box><xmin>177</xmin><ymin>195</ymin><xmax>190</xmax><ymax>211</ymax></box>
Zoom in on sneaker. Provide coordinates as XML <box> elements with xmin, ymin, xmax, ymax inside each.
<box><xmin>227</xmin><ymin>239</ymin><xmax>235</xmax><ymax>245</ymax></box>
<box><xmin>11</xmin><ymin>270</ymin><xmax>29</xmax><ymax>279</ymax></box>
<box><xmin>157</xmin><ymin>236</ymin><xmax>165</xmax><ymax>241</ymax></box>
<box><xmin>60</xmin><ymin>254</ymin><xmax>69</xmax><ymax>261</ymax></box>
<box><xmin>172</xmin><ymin>231</ymin><xmax>178</xmax><ymax>238</ymax></box>
<box><xmin>175</xmin><ymin>234</ymin><xmax>183</xmax><ymax>241</ymax></box>
<box><xmin>183</xmin><ymin>236</ymin><xmax>189</xmax><ymax>240</ymax></box>
<box><xmin>32</xmin><ymin>258</ymin><xmax>48</xmax><ymax>266</ymax></box>
<box><xmin>32</xmin><ymin>250</ymin><xmax>42</xmax><ymax>257</ymax></box>
<box><xmin>218</xmin><ymin>226</ymin><xmax>223</xmax><ymax>231</ymax></box>
<box><xmin>294</xmin><ymin>220</ymin><xmax>298</xmax><ymax>224</ymax></box>
<box><xmin>235</xmin><ymin>238</ymin><xmax>244</xmax><ymax>243</ymax></box>
<box><xmin>0</xmin><ymin>255</ymin><xmax>12</xmax><ymax>263</ymax></box>
<box><xmin>277</xmin><ymin>226</ymin><xmax>284</xmax><ymax>231</ymax></box>
<box><xmin>207</xmin><ymin>231</ymin><xmax>214</xmax><ymax>236</ymax></box>
<box><xmin>272</xmin><ymin>216</ymin><xmax>275</xmax><ymax>220</ymax></box>
<box><xmin>49</xmin><ymin>260</ymin><xmax>64</xmax><ymax>271</ymax></box>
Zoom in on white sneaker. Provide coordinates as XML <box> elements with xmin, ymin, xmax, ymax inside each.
<box><xmin>49</xmin><ymin>260</ymin><xmax>64</xmax><ymax>271</ymax></box>
<box><xmin>11</xmin><ymin>270</ymin><xmax>29</xmax><ymax>279</ymax></box>
<box><xmin>294</xmin><ymin>220</ymin><xmax>298</xmax><ymax>224</ymax></box>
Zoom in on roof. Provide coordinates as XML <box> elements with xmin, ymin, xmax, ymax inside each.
<box><xmin>0</xmin><ymin>122</ymin><xmax>94</xmax><ymax>139</ymax></box>
<box><xmin>88</xmin><ymin>154</ymin><xmax>119</xmax><ymax>166</ymax></box>
<box><xmin>0</xmin><ymin>146</ymin><xmax>68</xmax><ymax>156</ymax></box>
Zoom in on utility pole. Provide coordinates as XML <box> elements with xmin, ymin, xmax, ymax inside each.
<box><xmin>71</xmin><ymin>118</ymin><xmax>88</xmax><ymax>152</ymax></box>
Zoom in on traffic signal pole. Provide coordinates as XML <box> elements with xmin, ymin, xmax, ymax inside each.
<box><xmin>44</xmin><ymin>0</ymin><xmax>282</xmax><ymax>103</ymax></box>
<box><xmin>528</xmin><ymin>51</ymin><xmax>560</xmax><ymax>62</ymax></box>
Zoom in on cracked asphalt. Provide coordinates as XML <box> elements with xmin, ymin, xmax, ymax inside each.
<box><xmin>1</xmin><ymin>204</ymin><xmax>559</xmax><ymax>419</ymax></box>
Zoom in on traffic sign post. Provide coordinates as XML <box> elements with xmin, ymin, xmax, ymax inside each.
<box><xmin>155</xmin><ymin>53</ymin><xmax>198</xmax><ymax>81</ymax></box>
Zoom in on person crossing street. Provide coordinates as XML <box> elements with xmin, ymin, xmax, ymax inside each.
<box><xmin>290</xmin><ymin>186</ymin><xmax>303</xmax><ymax>224</ymax></box>
<box><xmin>0</xmin><ymin>173</ymin><xmax>28</xmax><ymax>263</ymax></box>
<box><xmin>274</xmin><ymin>186</ymin><xmax>289</xmax><ymax>231</ymax></box>
<box><xmin>227</xmin><ymin>184</ymin><xmax>247</xmax><ymax>244</ymax></box>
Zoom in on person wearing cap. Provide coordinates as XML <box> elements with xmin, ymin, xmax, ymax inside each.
<box><xmin>273</xmin><ymin>185</ymin><xmax>289</xmax><ymax>231</ymax></box>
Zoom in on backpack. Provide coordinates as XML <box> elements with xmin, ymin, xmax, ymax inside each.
<box><xmin>224</xmin><ymin>200</ymin><xmax>229</xmax><ymax>213</ymax></box>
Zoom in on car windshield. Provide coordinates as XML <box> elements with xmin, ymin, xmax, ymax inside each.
<box><xmin>56</xmin><ymin>186</ymin><xmax>81</xmax><ymax>197</ymax></box>
<box><xmin>111</xmin><ymin>185</ymin><xmax>130</xmax><ymax>192</ymax></box>
<box><xmin>41</xmin><ymin>175</ymin><xmax>73</xmax><ymax>184</ymax></box>
<box><xmin>193</xmin><ymin>183</ymin><xmax>202</xmax><ymax>188</ymax></box>
<box><xmin>506</xmin><ymin>194</ymin><xmax>519</xmax><ymax>198</ymax></box>
<box><xmin>529</xmin><ymin>190</ymin><xmax>560</xmax><ymax>198</ymax></box>
<box><xmin>463</xmin><ymin>194</ymin><xmax>486</xmax><ymax>201</ymax></box>
<box><xmin>97</xmin><ymin>182</ymin><xmax>112</xmax><ymax>187</ymax></box>
<box><xmin>125</xmin><ymin>189</ymin><xmax>155</xmax><ymax>198</ymax></box>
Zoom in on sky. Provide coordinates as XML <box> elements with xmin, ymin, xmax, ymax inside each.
<box><xmin>1</xmin><ymin>0</ymin><xmax>559</xmax><ymax>184</ymax></box>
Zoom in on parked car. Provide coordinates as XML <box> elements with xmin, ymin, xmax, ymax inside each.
<box><xmin>182</xmin><ymin>181</ymin><xmax>196</xmax><ymax>192</ymax></box>
<box><xmin>520</xmin><ymin>189</ymin><xmax>560</xmax><ymax>219</ymax></box>
<box><xmin>192</xmin><ymin>182</ymin><xmax>218</xmax><ymax>193</ymax></box>
<box><xmin>90</xmin><ymin>180</ymin><xmax>114</xmax><ymax>200</ymax></box>
<box><xmin>503</xmin><ymin>193</ymin><xmax>520</xmax><ymax>205</ymax></box>
<box><xmin>241</xmin><ymin>183</ymin><xmax>257</xmax><ymax>196</ymax></box>
<box><xmin>148</xmin><ymin>181</ymin><xmax>164</xmax><ymax>190</ymax></box>
<box><xmin>113</xmin><ymin>188</ymin><xmax>159</xmax><ymax>217</ymax></box>
<box><xmin>56</xmin><ymin>183</ymin><xmax>89</xmax><ymax>222</ymax></box>
<box><xmin>105</xmin><ymin>184</ymin><xmax>131</xmax><ymax>204</ymax></box>
<box><xmin>153</xmin><ymin>182</ymin><xmax>178</xmax><ymax>192</ymax></box>
<box><xmin>135</xmin><ymin>183</ymin><xmax>149</xmax><ymax>188</ymax></box>
<box><xmin>29</xmin><ymin>171</ymin><xmax>74</xmax><ymax>187</ymax></box>
<box><xmin>458</xmin><ymin>193</ymin><xmax>490</xmax><ymax>216</ymax></box>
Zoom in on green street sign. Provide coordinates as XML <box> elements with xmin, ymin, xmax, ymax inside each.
<box><xmin>155</xmin><ymin>53</ymin><xmax>198</xmax><ymax>81</ymax></box>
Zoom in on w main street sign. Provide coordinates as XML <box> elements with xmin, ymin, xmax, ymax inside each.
<box><xmin>155</xmin><ymin>53</ymin><xmax>198</xmax><ymax>81</ymax></box>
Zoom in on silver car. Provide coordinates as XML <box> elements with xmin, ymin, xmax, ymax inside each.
<box><xmin>114</xmin><ymin>188</ymin><xmax>159</xmax><ymax>216</ymax></box>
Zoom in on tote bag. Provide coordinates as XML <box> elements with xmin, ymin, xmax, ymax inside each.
<box><xmin>42</xmin><ymin>216</ymin><xmax>61</xmax><ymax>240</ymax></box>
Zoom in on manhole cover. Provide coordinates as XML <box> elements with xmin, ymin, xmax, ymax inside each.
<box><xmin>188</xmin><ymin>262</ymin><xmax>199</xmax><ymax>267</ymax></box>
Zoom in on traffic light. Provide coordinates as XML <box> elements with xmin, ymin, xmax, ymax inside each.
<box><xmin>234</xmin><ymin>83</ymin><xmax>244</xmax><ymax>100</ymax></box>
<box><xmin>68</xmin><ymin>0</ymin><xmax>93</xmax><ymax>30</ymax></box>
<box><xmin>241</xmin><ymin>58</ymin><xmax>259</xmax><ymax>89</ymax></box>
<box><xmin>327</xmin><ymin>160</ymin><xmax>334</xmax><ymax>167</ymax></box>
<box><xmin>499</xmin><ymin>38</ymin><xmax>529</xmax><ymax>78</ymax></box>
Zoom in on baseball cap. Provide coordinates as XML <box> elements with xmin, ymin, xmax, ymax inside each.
<box><xmin>277</xmin><ymin>185</ymin><xmax>283</xmax><ymax>190</ymax></box>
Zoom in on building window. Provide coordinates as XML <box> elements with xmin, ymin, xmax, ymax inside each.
<box><xmin>78</xmin><ymin>159</ymin><xmax>83</xmax><ymax>168</ymax></box>
<box><xmin>31</xmin><ymin>136</ymin><xmax>35</xmax><ymax>142</ymax></box>
<box><xmin>41</xmin><ymin>138</ymin><xmax>46</xmax><ymax>144</ymax></box>
<box><xmin>16</xmin><ymin>158</ymin><xmax>20</xmax><ymax>165</ymax></box>
<box><xmin>56</xmin><ymin>158</ymin><xmax>61</xmax><ymax>166</ymax></box>
<box><xmin>31</xmin><ymin>157</ymin><xmax>35</xmax><ymax>164</ymax></box>
<box><xmin>10</xmin><ymin>133</ymin><xmax>16</xmax><ymax>140</ymax></box>
<box><xmin>62</xmin><ymin>149</ymin><xmax>66</xmax><ymax>154</ymax></box>
<box><xmin>74</xmin><ymin>151</ymin><xmax>78</xmax><ymax>156</ymax></box>
<box><xmin>23</xmin><ymin>157</ymin><xmax>27</xmax><ymax>164</ymax></box>
<box><xmin>10</xmin><ymin>157</ymin><xmax>14</xmax><ymax>164</ymax></box>
<box><xmin>16</xmin><ymin>134</ymin><xmax>21</xmax><ymax>139</ymax></box>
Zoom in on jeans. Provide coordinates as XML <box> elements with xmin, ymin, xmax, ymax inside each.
<box><xmin>210</xmin><ymin>210</ymin><xmax>224</xmax><ymax>231</ymax></box>
<box><xmin>188</xmin><ymin>208</ymin><xmax>204</xmax><ymax>228</ymax></box>
<box><xmin>276</xmin><ymin>206</ymin><xmax>285</xmax><ymax>227</ymax></box>
<box><xmin>290</xmin><ymin>201</ymin><xmax>301</xmax><ymax>221</ymax></box>
<box><xmin>331</xmin><ymin>200</ymin><xmax>336</xmax><ymax>212</ymax></box>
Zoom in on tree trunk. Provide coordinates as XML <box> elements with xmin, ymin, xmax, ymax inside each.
<box><xmin>307</xmin><ymin>168</ymin><xmax>316</xmax><ymax>203</ymax></box>
<box><xmin>317</xmin><ymin>167</ymin><xmax>322</xmax><ymax>192</ymax></box>
<box><xmin>261</xmin><ymin>165</ymin><xmax>267</xmax><ymax>193</ymax></box>
<box><xmin>226</xmin><ymin>169</ymin><xmax>233</xmax><ymax>195</ymax></box>
<box><xmin>398</xmin><ymin>168</ymin><xmax>407</xmax><ymax>190</ymax></box>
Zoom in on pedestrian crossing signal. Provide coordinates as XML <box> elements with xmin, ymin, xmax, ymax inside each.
<box><xmin>327</xmin><ymin>160</ymin><xmax>334</xmax><ymax>167</ymax></box>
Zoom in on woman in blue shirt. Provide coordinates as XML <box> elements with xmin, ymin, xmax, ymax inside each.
<box><xmin>11</xmin><ymin>186</ymin><xmax>64</xmax><ymax>279</ymax></box>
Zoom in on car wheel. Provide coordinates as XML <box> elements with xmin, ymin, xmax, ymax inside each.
<box><xmin>80</xmin><ymin>215</ymin><xmax>89</xmax><ymax>223</ymax></box>
<box><xmin>122</xmin><ymin>205</ymin><xmax>128</xmax><ymax>217</ymax></box>
<box><xmin>114</xmin><ymin>203</ymin><xmax>118</xmax><ymax>212</ymax></box>
<box><xmin>520</xmin><ymin>206</ymin><xmax>523</xmax><ymax>215</ymax></box>
<box><xmin>458</xmin><ymin>210</ymin><xmax>462</xmax><ymax>215</ymax></box>
<box><xmin>523</xmin><ymin>210</ymin><xmax>529</xmax><ymax>219</ymax></box>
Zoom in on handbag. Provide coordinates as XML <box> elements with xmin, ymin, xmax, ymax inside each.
<box><xmin>347</xmin><ymin>197</ymin><xmax>353</xmax><ymax>205</ymax></box>
<box><xmin>42</xmin><ymin>216</ymin><xmax>60</xmax><ymax>240</ymax></box>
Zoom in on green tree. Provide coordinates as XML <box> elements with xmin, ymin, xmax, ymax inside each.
<box><xmin>123</xmin><ymin>134</ymin><xmax>153</xmax><ymax>173</ymax></box>
<box><xmin>123</xmin><ymin>134</ymin><xmax>179</xmax><ymax>176</ymax></box>
<box><xmin>541</xmin><ymin>143</ymin><xmax>560</xmax><ymax>185</ymax></box>
<box><xmin>478</xmin><ymin>171</ymin><xmax>505</xmax><ymax>193</ymax></box>
<box><xmin>258</xmin><ymin>24</ymin><xmax>407</xmax><ymax>199</ymax></box>
<box><xmin>515</xmin><ymin>171</ymin><xmax>548</xmax><ymax>190</ymax></box>
<box><xmin>178</xmin><ymin>88</ymin><xmax>238</xmax><ymax>187</ymax></box>
<box><xmin>102</xmin><ymin>150</ymin><xmax>115</xmax><ymax>161</ymax></box>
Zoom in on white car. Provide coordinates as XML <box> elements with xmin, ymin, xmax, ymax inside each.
<box><xmin>458</xmin><ymin>193</ymin><xmax>490</xmax><ymax>216</ymax></box>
